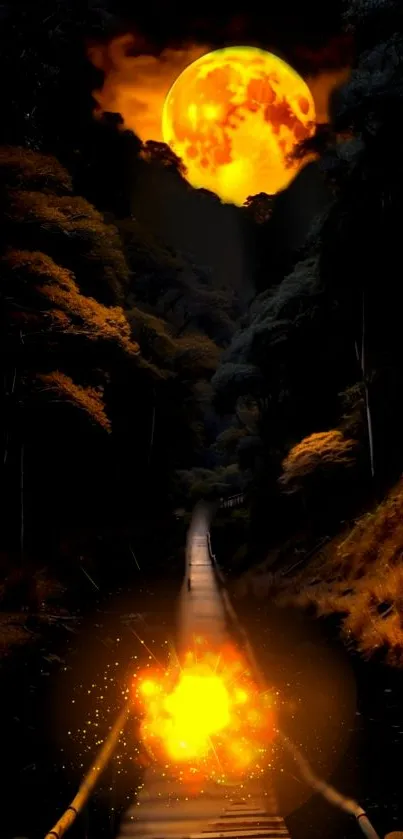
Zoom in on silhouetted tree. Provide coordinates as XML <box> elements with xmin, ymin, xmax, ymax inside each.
<box><xmin>210</xmin><ymin>0</ymin><xmax>403</xmax><ymax>563</ymax></box>
<box><xmin>139</xmin><ymin>141</ymin><xmax>187</xmax><ymax>177</ymax></box>
<box><xmin>0</xmin><ymin>146</ymin><xmax>221</xmax><ymax>578</ymax></box>
<box><xmin>1</xmin><ymin>147</ymin><xmax>146</xmax><ymax>560</ymax></box>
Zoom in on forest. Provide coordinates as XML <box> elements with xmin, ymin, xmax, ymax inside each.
<box><xmin>1</xmin><ymin>0</ymin><xmax>403</xmax><ymax>670</ymax></box>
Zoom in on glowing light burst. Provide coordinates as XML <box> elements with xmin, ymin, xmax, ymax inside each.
<box><xmin>133</xmin><ymin>639</ymin><xmax>276</xmax><ymax>784</ymax></box>
<box><xmin>162</xmin><ymin>46</ymin><xmax>315</xmax><ymax>205</ymax></box>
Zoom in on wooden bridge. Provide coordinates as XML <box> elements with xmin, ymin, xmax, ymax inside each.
<box><xmin>45</xmin><ymin>500</ymin><xmax>387</xmax><ymax>839</ymax></box>
<box><xmin>118</xmin><ymin>503</ymin><xmax>289</xmax><ymax>839</ymax></box>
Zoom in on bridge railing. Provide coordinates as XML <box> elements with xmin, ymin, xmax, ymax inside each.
<box><xmin>219</xmin><ymin>493</ymin><xmax>245</xmax><ymax>509</ymax></box>
<box><xmin>44</xmin><ymin>703</ymin><xmax>131</xmax><ymax>839</ymax></box>
<box><xmin>207</xmin><ymin>514</ymin><xmax>388</xmax><ymax>839</ymax></box>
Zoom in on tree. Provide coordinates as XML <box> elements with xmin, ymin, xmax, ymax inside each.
<box><xmin>213</xmin><ymin>253</ymin><xmax>354</xmax><ymax>433</ymax></box>
<box><xmin>177</xmin><ymin>464</ymin><xmax>243</xmax><ymax>505</ymax></box>
<box><xmin>212</xmin><ymin>363</ymin><xmax>266</xmax><ymax>415</ymax></box>
<box><xmin>310</xmin><ymin>0</ymin><xmax>403</xmax><ymax>481</ymax></box>
<box><xmin>139</xmin><ymin>141</ymin><xmax>187</xmax><ymax>178</ymax></box>
<box><xmin>210</xmin><ymin>0</ymin><xmax>403</xmax><ymax>563</ymax></box>
<box><xmin>1</xmin><ymin>143</ymin><xmax>229</xmax><ymax>584</ymax></box>
<box><xmin>214</xmin><ymin>426</ymin><xmax>248</xmax><ymax>456</ymax></box>
<box><xmin>2</xmin><ymin>147</ymin><xmax>130</xmax><ymax>305</ymax></box>
<box><xmin>343</xmin><ymin>0</ymin><xmax>403</xmax><ymax>52</ymax></box>
<box><xmin>279</xmin><ymin>430</ymin><xmax>357</xmax><ymax>493</ymax></box>
<box><xmin>211</xmin><ymin>238</ymin><xmax>366</xmax><ymax>553</ymax></box>
<box><xmin>0</xmin><ymin>146</ymin><xmax>148</xmax><ymax>560</ymax></box>
<box><xmin>243</xmin><ymin>193</ymin><xmax>275</xmax><ymax>224</ymax></box>
<box><xmin>119</xmin><ymin>216</ymin><xmax>238</xmax><ymax>346</ymax></box>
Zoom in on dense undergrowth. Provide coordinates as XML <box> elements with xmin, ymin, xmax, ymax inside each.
<box><xmin>232</xmin><ymin>480</ymin><xmax>403</xmax><ymax>666</ymax></box>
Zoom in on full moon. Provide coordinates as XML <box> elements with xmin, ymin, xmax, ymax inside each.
<box><xmin>162</xmin><ymin>46</ymin><xmax>316</xmax><ymax>205</ymax></box>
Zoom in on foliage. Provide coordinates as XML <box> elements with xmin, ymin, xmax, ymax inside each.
<box><xmin>279</xmin><ymin>430</ymin><xmax>357</xmax><ymax>492</ymax></box>
<box><xmin>4</xmin><ymin>0</ymin><xmax>403</xmax><ymax>677</ymax></box>
<box><xmin>37</xmin><ymin>372</ymin><xmax>111</xmax><ymax>432</ymax></box>
<box><xmin>214</xmin><ymin>426</ymin><xmax>248</xmax><ymax>455</ymax></box>
<box><xmin>127</xmin><ymin>306</ymin><xmax>220</xmax><ymax>378</ymax></box>
<box><xmin>210</xmin><ymin>0</ymin><xmax>403</xmax><ymax>572</ymax></box>
<box><xmin>139</xmin><ymin>141</ymin><xmax>187</xmax><ymax>177</ymax></box>
<box><xmin>1</xmin><ymin>148</ymin><xmax>140</xmax><ymax>422</ymax></box>
<box><xmin>119</xmin><ymin>216</ymin><xmax>239</xmax><ymax>347</ymax></box>
<box><xmin>277</xmin><ymin>479</ymin><xmax>403</xmax><ymax>666</ymax></box>
<box><xmin>3</xmin><ymin>161</ymin><xmax>130</xmax><ymax>304</ymax></box>
<box><xmin>1</xmin><ymin>145</ymin><xmax>223</xmax><ymax>574</ymax></box>
<box><xmin>0</xmin><ymin>146</ymin><xmax>73</xmax><ymax>194</ymax></box>
<box><xmin>243</xmin><ymin>193</ymin><xmax>275</xmax><ymax>224</ymax></box>
<box><xmin>3</xmin><ymin>248</ymin><xmax>137</xmax><ymax>356</ymax></box>
<box><xmin>212</xmin><ymin>363</ymin><xmax>266</xmax><ymax>414</ymax></box>
<box><xmin>177</xmin><ymin>464</ymin><xmax>242</xmax><ymax>504</ymax></box>
<box><xmin>212</xmin><ymin>251</ymin><xmax>356</xmax><ymax>478</ymax></box>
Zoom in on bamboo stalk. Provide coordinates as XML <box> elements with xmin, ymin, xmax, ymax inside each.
<box><xmin>44</xmin><ymin>703</ymin><xmax>131</xmax><ymax>839</ymax></box>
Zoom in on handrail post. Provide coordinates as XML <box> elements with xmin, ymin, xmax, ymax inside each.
<box><xmin>356</xmin><ymin>814</ymin><xmax>381</xmax><ymax>839</ymax></box>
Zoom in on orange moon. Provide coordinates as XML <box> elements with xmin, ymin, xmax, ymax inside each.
<box><xmin>162</xmin><ymin>46</ymin><xmax>316</xmax><ymax>205</ymax></box>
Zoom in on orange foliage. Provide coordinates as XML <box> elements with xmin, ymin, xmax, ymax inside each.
<box><xmin>6</xmin><ymin>189</ymin><xmax>129</xmax><ymax>301</ymax></box>
<box><xmin>174</xmin><ymin>333</ymin><xmax>221</xmax><ymax>374</ymax></box>
<box><xmin>277</xmin><ymin>479</ymin><xmax>403</xmax><ymax>666</ymax></box>
<box><xmin>38</xmin><ymin>372</ymin><xmax>111</xmax><ymax>432</ymax></box>
<box><xmin>128</xmin><ymin>306</ymin><xmax>220</xmax><ymax>377</ymax></box>
<box><xmin>4</xmin><ymin>249</ymin><xmax>139</xmax><ymax>356</ymax></box>
<box><xmin>280</xmin><ymin>430</ymin><xmax>356</xmax><ymax>488</ymax></box>
<box><xmin>0</xmin><ymin>146</ymin><xmax>73</xmax><ymax>194</ymax></box>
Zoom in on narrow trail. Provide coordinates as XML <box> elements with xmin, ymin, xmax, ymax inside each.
<box><xmin>118</xmin><ymin>502</ymin><xmax>290</xmax><ymax>839</ymax></box>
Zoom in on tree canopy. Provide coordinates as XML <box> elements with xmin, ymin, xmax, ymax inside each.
<box><xmin>0</xmin><ymin>145</ymin><xmax>224</xmax><ymax>570</ymax></box>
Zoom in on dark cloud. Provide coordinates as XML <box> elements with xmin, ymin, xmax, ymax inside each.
<box><xmin>292</xmin><ymin>34</ymin><xmax>353</xmax><ymax>75</ymax></box>
<box><xmin>106</xmin><ymin>2</ymin><xmax>347</xmax><ymax>74</ymax></box>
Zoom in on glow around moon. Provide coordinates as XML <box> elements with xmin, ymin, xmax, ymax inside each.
<box><xmin>162</xmin><ymin>46</ymin><xmax>316</xmax><ymax>205</ymax></box>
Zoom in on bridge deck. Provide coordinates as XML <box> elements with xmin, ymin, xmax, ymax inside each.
<box><xmin>118</xmin><ymin>506</ymin><xmax>290</xmax><ymax>839</ymax></box>
<box><xmin>119</xmin><ymin>774</ymin><xmax>290</xmax><ymax>839</ymax></box>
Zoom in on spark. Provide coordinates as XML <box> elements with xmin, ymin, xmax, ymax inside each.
<box><xmin>214</xmin><ymin>652</ymin><xmax>222</xmax><ymax>672</ymax></box>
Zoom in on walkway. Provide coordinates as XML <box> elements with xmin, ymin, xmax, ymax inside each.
<box><xmin>118</xmin><ymin>503</ymin><xmax>290</xmax><ymax>839</ymax></box>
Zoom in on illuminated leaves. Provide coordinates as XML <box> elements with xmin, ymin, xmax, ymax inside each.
<box><xmin>280</xmin><ymin>430</ymin><xmax>356</xmax><ymax>491</ymax></box>
<box><xmin>1</xmin><ymin>147</ymin><xmax>141</xmax><ymax>441</ymax></box>
<box><xmin>280</xmin><ymin>478</ymin><xmax>403</xmax><ymax>665</ymax></box>
<box><xmin>0</xmin><ymin>146</ymin><xmax>73</xmax><ymax>194</ymax></box>
<box><xmin>38</xmin><ymin>372</ymin><xmax>111</xmax><ymax>433</ymax></box>
<box><xmin>128</xmin><ymin>307</ymin><xmax>220</xmax><ymax>379</ymax></box>
<box><xmin>5</xmin><ymin>189</ymin><xmax>129</xmax><ymax>305</ymax></box>
<box><xmin>4</xmin><ymin>249</ymin><xmax>138</xmax><ymax>358</ymax></box>
<box><xmin>173</xmin><ymin>334</ymin><xmax>221</xmax><ymax>377</ymax></box>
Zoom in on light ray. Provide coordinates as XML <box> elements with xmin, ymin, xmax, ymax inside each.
<box><xmin>129</xmin><ymin>627</ymin><xmax>163</xmax><ymax>666</ymax></box>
